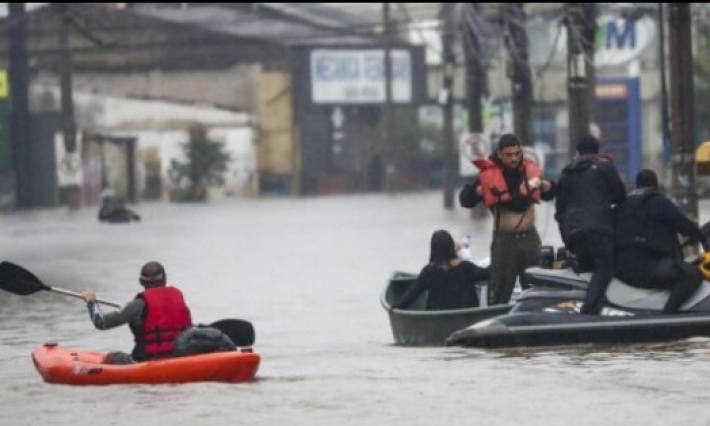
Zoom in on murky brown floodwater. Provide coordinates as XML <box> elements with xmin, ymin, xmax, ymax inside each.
<box><xmin>1</xmin><ymin>192</ymin><xmax>710</xmax><ymax>426</ymax></box>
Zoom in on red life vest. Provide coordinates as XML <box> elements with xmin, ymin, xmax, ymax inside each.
<box><xmin>472</xmin><ymin>157</ymin><xmax>543</xmax><ymax>208</ymax></box>
<box><xmin>134</xmin><ymin>286</ymin><xmax>192</xmax><ymax>359</ymax></box>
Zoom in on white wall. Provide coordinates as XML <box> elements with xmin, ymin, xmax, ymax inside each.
<box><xmin>45</xmin><ymin>88</ymin><xmax>256</xmax><ymax>200</ymax></box>
<box><xmin>124</xmin><ymin>127</ymin><xmax>256</xmax><ymax>198</ymax></box>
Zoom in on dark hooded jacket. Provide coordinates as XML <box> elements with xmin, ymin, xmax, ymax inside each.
<box><xmin>615</xmin><ymin>188</ymin><xmax>705</xmax><ymax>263</ymax></box>
<box><xmin>554</xmin><ymin>154</ymin><xmax>626</xmax><ymax>243</ymax></box>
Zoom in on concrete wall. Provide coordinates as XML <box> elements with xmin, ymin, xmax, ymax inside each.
<box><xmin>41</xmin><ymin>88</ymin><xmax>256</xmax><ymax>203</ymax></box>
<box><xmin>33</xmin><ymin>65</ymin><xmax>261</xmax><ymax>113</ymax></box>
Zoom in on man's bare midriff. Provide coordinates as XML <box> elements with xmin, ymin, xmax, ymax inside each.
<box><xmin>495</xmin><ymin>205</ymin><xmax>536</xmax><ymax>233</ymax></box>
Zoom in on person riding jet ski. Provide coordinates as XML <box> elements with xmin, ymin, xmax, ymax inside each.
<box><xmin>613</xmin><ymin>169</ymin><xmax>708</xmax><ymax>313</ymax></box>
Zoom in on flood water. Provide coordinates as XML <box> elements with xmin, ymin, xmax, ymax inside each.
<box><xmin>2</xmin><ymin>191</ymin><xmax>710</xmax><ymax>426</ymax></box>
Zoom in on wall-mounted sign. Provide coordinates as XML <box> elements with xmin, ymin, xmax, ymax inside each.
<box><xmin>553</xmin><ymin>16</ymin><xmax>656</xmax><ymax>66</ymax></box>
<box><xmin>459</xmin><ymin>133</ymin><xmax>489</xmax><ymax>177</ymax></box>
<box><xmin>310</xmin><ymin>49</ymin><xmax>413</xmax><ymax>104</ymax></box>
<box><xmin>0</xmin><ymin>70</ymin><xmax>7</xmax><ymax>99</ymax></box>
<box><xmin>55</xmin><ymin>133</ymin><xmax>83</xmax><ymax>187</ymax></box>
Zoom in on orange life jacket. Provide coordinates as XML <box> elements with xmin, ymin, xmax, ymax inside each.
<box><xmin>472</xmin><ymin>157</ymin><xmax>542</xmax><ymax>208</ymax></box>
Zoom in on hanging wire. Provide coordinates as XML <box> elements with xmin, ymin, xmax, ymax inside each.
<box><xmin>395</xmin><ymin>3</ymin><xmax>444</xmax><ymax>59</ymax></box>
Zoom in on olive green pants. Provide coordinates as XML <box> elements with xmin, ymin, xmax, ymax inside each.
<box><xmin>488</xmin><ymin>229</ymin><xmax>542</xmax><ymax>306</ymax></box>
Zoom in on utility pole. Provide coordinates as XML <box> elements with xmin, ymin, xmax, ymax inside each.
<box><xmin>658</xmin><ymin>3</ymin><xmax>672</xmax><ymax>170</ymax></box>
<box><xmin>57</xmin><ymin>4</ymin><xmax>80</xmax><ymax>209</ymax></box>
<box><xmin>461</xmin><ymin>3</ymin><xmax>489</xmax><ymax>219</ymax></box>
<box><xmin>463</xmin><ymin>3</ymin><xmax>486</xmax><ymax>135</ymax></box>
<box><xmin>566</xmin><ymin>3</ymin><xmax>593</xmax><ymax>156</ymax></box>
<box><xmin>441</xmin><ymin>3</ymin><xmax>456</xmax><ymax>209</ymax></box>
<box><xmin>667</xmin><ymin>3</ymin><xmax>698</xmax><ymax>232</ymax></box>
<box><xmin>581</xmin><ymin>3</ymin><xmax>597</xmax><ymax>127</ymax></box>
<box><xmin>382</xmin><ymin>3</ymin><xmax>395</xmax><ymax>193</ymax></box>
<box><xmin>8</xmin><ymin>3</ymin><xmax>31</xmax><ymax>209</ymax></box>
<box><xmin>503</xmin><ymin>3</ymin><xmax>532</xmax><ymax>146</ymax></box>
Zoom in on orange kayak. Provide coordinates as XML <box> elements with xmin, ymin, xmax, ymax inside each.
<box><xmin>31</xmin><ymin>343</ymin><xmax>260</xmax><ymax>385</ymax></box>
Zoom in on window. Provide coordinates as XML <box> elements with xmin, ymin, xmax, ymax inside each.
<box><xmin>533</xmin><ymin>109</ymin><xmax>556</xmax><ymax>148</ymax></box>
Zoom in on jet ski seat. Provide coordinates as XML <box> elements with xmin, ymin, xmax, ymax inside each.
<box><xmin>524</xmin><ymin>266</ymin><xmax>710</xmax><ymax>312</ymax></box>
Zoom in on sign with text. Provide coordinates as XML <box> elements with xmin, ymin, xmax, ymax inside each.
<box><xmin>553</xmin><ymin>16</ymin><xmax>656</xmax><ymax>66</ymax></box>
<box><xmin>310</xmin><ymin>49</ymin><xmax>413</xmax><ymax>104</ymax></box>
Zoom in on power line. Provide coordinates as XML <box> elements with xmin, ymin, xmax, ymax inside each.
<box><xmin>10</xmin><ymin>5</ymin><xmax>441</xmax><ymax>36</ymax></box>
<box><xmin>0</xmin><ymin>14</ymin><xmax>440</xmax><ymax>58</ymax></box>
<box><xmin>458</xmin><ymin>3</ymin><xmax>504</xmax><ymax>70</ymax></box>
<box><xmin>395</xmin><ymin>3</ymin><xmax>443</xmax><ymax>59</ymax></box>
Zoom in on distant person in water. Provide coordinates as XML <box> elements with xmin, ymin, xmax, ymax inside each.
<box><xmin>390</xmin><ymin>230</ymin><xmax>490</xmax><ymax>311</ymax></box>
<box><xmin>98</xmin><ymin>191</ymin><xmax>141</xmax><ymax>223</ymax></box>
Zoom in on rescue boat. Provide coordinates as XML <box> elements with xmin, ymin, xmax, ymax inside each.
<box><xmin>31</xmin><ymin>343</ymin><xmax>260</xmax><ymax>385</ymax></box>
<box><xmin>382</xmin><ymin>270</ymin><xmax>512</xmax><ymax>345</ymax></box>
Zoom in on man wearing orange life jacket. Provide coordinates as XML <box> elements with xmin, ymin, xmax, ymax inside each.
<box><xmin>459</xmin><ymin>134</ymin><xmax>556</xmax><ymax>305</ymax></box>
<box><xmin>81</xmin><ymin>261</ymin><xmax>193</xmax><ymax>364</ymax></box>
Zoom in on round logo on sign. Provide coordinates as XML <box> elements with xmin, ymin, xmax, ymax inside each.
<box><xmin>60</xmin><ymin>155</ymin><xmax>80</xmax><ymax>174</ymax></box>
<box><xmin>461</xmin><ymin>133</ymin><xmax>489</xmax><ymax>160</ymax></box>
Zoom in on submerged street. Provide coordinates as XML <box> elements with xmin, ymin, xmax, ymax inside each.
<box><xmin>1</xmin><ymin>191</ymin><xmax>710</xmax><ymax>426</ymax></box>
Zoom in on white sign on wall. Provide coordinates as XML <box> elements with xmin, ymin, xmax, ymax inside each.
<box><xmin>554</xmin><ymin>16</ymin><xmax>656</xmax><ymax>67</ymax></box>
<box><xmin>54</xmin><ymin>132</ymin><xmax>83</xmax><ymax>187</ymax></box>
<box><xmin>459</xmin><ymin>133</ymin><xmax>489</xmax><ymax>177</ymax></box>
<box><xmin>310</xmin><ymin>49</ymin><xmax>412</xmax><ymax>104</ymax></box>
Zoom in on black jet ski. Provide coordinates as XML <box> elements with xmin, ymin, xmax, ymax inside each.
<box><xmin>446</xmin><ymin>248</ymin><xmax>710</xmax><ymax>348</ymax></box>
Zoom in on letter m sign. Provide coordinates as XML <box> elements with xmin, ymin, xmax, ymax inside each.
<box><xmin>606</xmin><ymin>20</ymin><xmax>636</xmax><ymax>50</ymax></box>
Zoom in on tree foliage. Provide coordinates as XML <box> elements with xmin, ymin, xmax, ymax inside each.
<box><xmin>373</xmin><ymin>106</ymin><xmax>444</xmax><ymax>170</ymax></box>
<box><xmin>168</xmin><ymin>123</ymin><xmax>231</xmax><ymax>202</ymax></box>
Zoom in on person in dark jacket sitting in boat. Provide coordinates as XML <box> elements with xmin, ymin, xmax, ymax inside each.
<box><xmin>81</xmin><ymin>261</ymin><xmax>193</xmax><ymax>364</ymax></box>
<box><xmin>613</xmin><ymin>169</ymin><xmax>707</xmax><ymax>313</ymax></box>
<box><xmin>98</xmin><ymin>191</ymin><xmax>141</xmax><ymax>223</ymax></box>
<box><xmin>390</xmin><ymin>230</ymin><xmax>490</xmax><ymax>311</ymax></box>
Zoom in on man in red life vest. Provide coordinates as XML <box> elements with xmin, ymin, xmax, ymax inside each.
<box><xmin>459</xmin><ymin>134</ymin><xmax>556</xmax><ymax>305</ymax></box>
<box><xmin>81</xmin><ymin>261</ymin><xmax>193</xmax><ymax>364</ymax></box>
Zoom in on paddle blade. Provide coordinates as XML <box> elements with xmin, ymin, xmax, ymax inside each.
<box><xmin>0</xmin><ymin>261</ymin><xmax>50</xmax><ymax>296</ymax></box>
<box><xmin>209</xmin><ymin>319</ymin><xmax>255</xmax><ymax>347</ymax></box>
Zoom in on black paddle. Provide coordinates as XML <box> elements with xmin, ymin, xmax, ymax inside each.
<box><xmin>0</xmin><ymin>261</ymin><xmax>256</xmax><ymax>346</ymax></box>
<box><xmin>208</xmin><ymin>319</ymin><xmax>256</xmax><ymax>347</ymax></box>
<box><xmin>0</xmin><ymin>260</ymin><xmax>120</xmax><ymax>306</ymax></box>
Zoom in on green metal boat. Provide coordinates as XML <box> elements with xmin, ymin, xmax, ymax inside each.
<box><xmin>381</xmin><ymin>271</ymin><xmax>513</xmax><ymax>346</ymax></box>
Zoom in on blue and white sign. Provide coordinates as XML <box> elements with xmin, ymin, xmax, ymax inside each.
<box><xmin>310</xmin><ymin>49</ymin><xmax>413</xmax><ymax>104</ymax></box>
<box><xmin>553</xmin><ymin>16</ymin><xmax>656</xmax><ymax>66</ymax></box>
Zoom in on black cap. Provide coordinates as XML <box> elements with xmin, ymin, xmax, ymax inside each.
<box><xmin>577</xmin><ymin>135</ymin><xmax>600</xmax><ymax>155</ymax></box>
<box><xmin>635</xmin><ymin>169</ymin><xmax>659</xmax><ymax>189</ymax></box>
<box><xmin>139</xmin><ymin>261</ymin><xmax>166</xmax><ymax>285</ymax></box>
